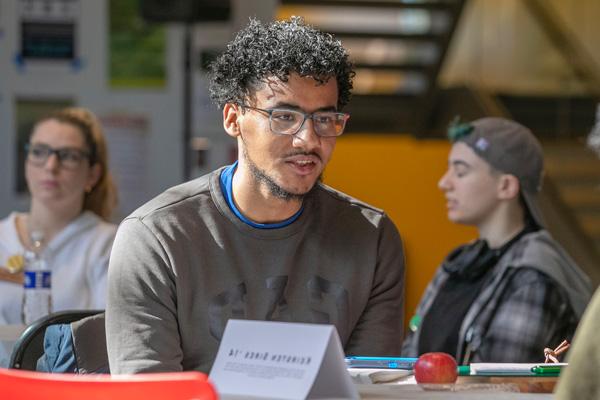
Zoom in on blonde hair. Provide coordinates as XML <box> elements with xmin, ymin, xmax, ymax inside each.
<box><xmin>34</xmin><ymin>107</ymin><xmax>118</xmax><ymax>221</ymax></box>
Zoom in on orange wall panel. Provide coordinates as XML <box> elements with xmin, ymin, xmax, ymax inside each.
<box><xmin>324</xmin><ymin>134</ymin><xmax>477</xmax><ymax>331</ymax></box>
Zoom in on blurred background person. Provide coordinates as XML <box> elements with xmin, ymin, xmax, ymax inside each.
<box><xmin>0</xmin><ymin>107</ymin><xmax>118</xmax><ymax>366</ymax></box>
<box><xmin>401</xmin><ymin>117</ymin><xmax>592</xmax><ymax>364</ymax></box>
<box><xmin>554</xmin><ymin>287</ymin><xmax>600</xmax><ymax>399</ymax></box>
<box><xmin>554</xmin><ymin>104</ymin><xmax>600</xmax><ymax>399</ymax></box>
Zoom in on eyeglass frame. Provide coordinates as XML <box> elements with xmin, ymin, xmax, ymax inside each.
<box><xmin>238</xmin><ymin>104</ymin><xmax>350</xmax><ymax>137</ymax></box>
<box><xmin>25</xmin><ymin>143</ymin><xmax>92</xmax><ymax>170</ymax></box>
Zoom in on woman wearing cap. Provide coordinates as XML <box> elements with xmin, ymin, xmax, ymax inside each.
<box><xmin>401</xmin><ymin>117</ymin><xmax>592</xmax><ymax>364</ymax></box>
<box><xmin>0</xmin><ymin>107</ymin><xmax>118</xmax><ymax>366</ymax></box>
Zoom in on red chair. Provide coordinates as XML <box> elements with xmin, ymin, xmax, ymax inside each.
<box><xmin>0</xmin><ymin>368</ymin><xmax>218</xmax><ymax>400</ymax></box>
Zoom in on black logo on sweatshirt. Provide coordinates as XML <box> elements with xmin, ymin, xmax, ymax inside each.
<box><xmin>208</xmin><ymin>275</ymin><xmax>349</xmax><ymax>340</ymax></box>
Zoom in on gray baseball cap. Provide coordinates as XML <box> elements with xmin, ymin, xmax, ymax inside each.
<box><xmin>448</xmin><ymin>117</ymin><xmax>545</xmax><ymax>228</ymax></box>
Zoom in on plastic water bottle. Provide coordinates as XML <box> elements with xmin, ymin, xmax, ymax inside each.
<box><xmin>22</xmin><ymin>231</ymin><xmax>52</xmax><ymax>325</ymax></box>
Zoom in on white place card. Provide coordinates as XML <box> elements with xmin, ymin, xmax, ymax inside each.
<box><xmin>209</xmin><ymin>319</ymin><xmax>359</xmax><ymax>399</ymax></box>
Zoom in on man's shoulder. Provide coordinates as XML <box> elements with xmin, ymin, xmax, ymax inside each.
<box><xmin>504</xmin><ymin>266</ymin><xmax>554</xmax><ymax>287</ymax></box>
<box><xmin>315</xmin><ymin>183</ymin><xmax>386</xmax><ymax>219</ymax></box>
<box><xmin>503</xmin><ymin>229</ymin><xmax>592</xmax><ymax>313</ymax></box>
<box><xmin>128</xmin><ymin>170</ymin><xmax>219</xmax><ymax>222</ymax></box>
<box><xmin>509</xmin><ymin>230</ymin><xmax>570</xmax><ymax>267</ymax></box>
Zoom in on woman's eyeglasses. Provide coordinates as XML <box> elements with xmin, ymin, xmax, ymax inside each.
<box><xmin>25</xmin><ymin>143</ymin><xmax>91</xmax><ymax>170</ymax></box>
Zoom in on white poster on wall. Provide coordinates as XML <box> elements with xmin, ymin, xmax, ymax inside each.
<box><xmin>101</xmin><ymin>113</ymin><xmax>148</xmax><ymax>221</ymax></box>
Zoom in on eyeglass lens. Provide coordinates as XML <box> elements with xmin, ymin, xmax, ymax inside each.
<box><xmin>26</xmin><ymin>144</ymin><xmax>89</xmax><ymax>169</ymax></box>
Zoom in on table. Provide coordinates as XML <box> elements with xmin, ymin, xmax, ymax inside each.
<box><xmin>457</xmin><ymin>375</ymin><xmax>557</xmax><ymax>393</ymax></box>
<box><xmin>350</xmin><ymin>371</ymin><xmax>556</xmax><ymax>399</ymax></box>
<box><xmin>222</xmin><ymin>384</ymin><xmax>553</xmax><ymax>399</ymax></box>
<box><xmin>356</xmin><ymin>383</ymin><xmax>554</xmax><ymax>399</ymax></box>
<box><xmin>221</xmin><ymin>379</ymin><xmax>555</xmax><ymax>399</ymax></box>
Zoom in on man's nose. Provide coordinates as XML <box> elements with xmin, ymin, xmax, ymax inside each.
<box><xmin>292</xmin><ymin>118</ymin><xmax>320</xmax><ymax>150</ymax></box>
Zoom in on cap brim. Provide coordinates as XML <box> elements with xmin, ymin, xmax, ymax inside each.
<box><xmin>522</xmin><ymin>191</ymin><xmax>545</xmax><ymax>228</ymax></box>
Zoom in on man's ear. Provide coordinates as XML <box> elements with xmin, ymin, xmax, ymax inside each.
<box><xmin>497</xmin><ymin>174</ymin><xmax>520</xmax><ymax>200</ymax></box>
<box><xmin>223</xmin><ymin>103</ymin><xmax>241</xmax><ymax>138</ymax></box>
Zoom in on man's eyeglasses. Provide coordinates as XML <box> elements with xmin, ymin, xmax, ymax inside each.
<box><xmin>25</xmin><ymin>143</ymin><xmax>91</xmax><ymax>170</ymax></box>
<box><xmin>240</xmin><ymin>105</ymin><xmax>350</xmax><ymax>137</ymax></box>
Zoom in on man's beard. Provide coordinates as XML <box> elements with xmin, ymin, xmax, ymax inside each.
<box><xmin>243</xmin><ymin>145</ymin><xmax>321</xmax><ymax>202</ymax></box>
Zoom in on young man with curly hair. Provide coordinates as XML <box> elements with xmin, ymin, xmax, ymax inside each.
<box><xmin>106</xmin><ymin>17</ymin><xmax>405</xmax><ymax>374</ymax></box>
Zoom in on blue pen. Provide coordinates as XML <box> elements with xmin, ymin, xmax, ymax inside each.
<box><xmin>345</xmin><ymin>356</ymin><xmax>418</xmax><ymax>369</ymax></box>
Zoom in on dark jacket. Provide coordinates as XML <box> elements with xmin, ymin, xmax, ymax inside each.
<box><xmin>401</xmin><ymin>230</ymin><xmax>592</xmax><ymax>364</ymax></box>
<box><xmin>37</xmin><ymin>313</ymin><xmax>108</xmax><ymax>373</ymax></box>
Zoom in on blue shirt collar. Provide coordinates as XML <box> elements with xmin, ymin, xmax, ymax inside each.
<box><xmin>219</xmin><ymin>161</ymin><xmax>303</xmax><ymax>229</ymax></box>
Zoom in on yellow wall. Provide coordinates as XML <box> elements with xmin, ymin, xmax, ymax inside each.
<box><xmin>323</xmin><ymin>134</ymin><xmax>477</xmax><ymax>329</ymax></box>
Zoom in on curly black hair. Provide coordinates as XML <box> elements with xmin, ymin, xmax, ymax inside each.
<box><xmin>208</xmin><ymin>16</ymin><xmax>355</xmax><ymax>110</ymax></box>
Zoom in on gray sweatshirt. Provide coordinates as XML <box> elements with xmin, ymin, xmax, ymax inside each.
<box><xmin>106</xmin><ymin>168</ymin><xmax>405</xmax><ymax>373</ymax></box>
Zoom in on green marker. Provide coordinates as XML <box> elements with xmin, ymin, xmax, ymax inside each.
<box><xmin>408</xmin><ymin>314</ymin><xmax>421</xmax><ymax>333</ymax></box>
<box><xmin>457</xmin><ymin>365</ymin><xmax>471</xmax><ymax>376</ymax></box>
<box><xmin>531</xmin><ymin>365</ymin><xmax>562</xmax><ymax>376</ymax></box>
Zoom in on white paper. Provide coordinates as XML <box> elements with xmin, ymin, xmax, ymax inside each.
<box><xmin>347</xmin><ymin>368</ymin><xmax>412</xmax><ymax>384</ymax></box>
<box><xmin>209</xmin><ymin>319</ymin><xmax>358</xmax><ymax>399</ymax></box>
<box><xmin>470</xmin><ymin>363</ymin><xmax>540</xmax><ymax>376</ymax></box>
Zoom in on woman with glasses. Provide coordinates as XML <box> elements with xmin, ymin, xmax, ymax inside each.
<box><xmin>0</xmin><ymin>107</ymin><xmax>118</xmax><ymax>366</ymax></box>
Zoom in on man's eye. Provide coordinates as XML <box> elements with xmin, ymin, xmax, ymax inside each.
<box><xmin>314</xmin><ymin>114</ymin><xmax>334</xmax><ymax>124</ymax></box>
<box><xmin>272</xmin><ymin>112</ymin><xmax>298</xmax><ymax>122</ymax></box>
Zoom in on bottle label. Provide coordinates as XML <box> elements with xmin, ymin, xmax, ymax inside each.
<box><xmin>24</xmin><ymin>271</ymin><xmax>36</xmax><ymax>288</ymax></box>
<box><xmin>23</xmin><ymin>271</ymin><xmax>51</xmax><ymax>289</ymax></box>
<box><xmin>40</xmin><ymin>271</ymin><xmax>51</xmax><ymax>289</ymax></box>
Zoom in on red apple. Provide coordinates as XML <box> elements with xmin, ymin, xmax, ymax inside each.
<box><xmin>414</xmin><ymin>352</ymin><xmax>458</xmax><ymax>384</ymax></box>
